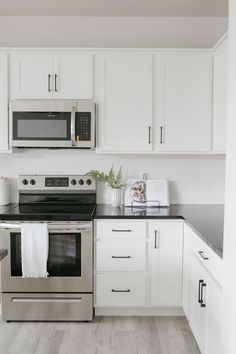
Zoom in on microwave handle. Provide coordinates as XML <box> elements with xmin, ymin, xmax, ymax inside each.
<box><xmin>71</xmin><ymin>106</ymin><xmax>76</xmax><ymax>147</ymax></box>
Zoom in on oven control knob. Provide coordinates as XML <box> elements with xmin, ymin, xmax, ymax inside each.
<box><xmin>78</xmin><ymin>179</ymin><xmax>84</xmax><ymax>185</ymax></box>
<box><xmin>71</xmin><ymin>179</ymin><xmax>77</xmax><ymax>185</ymax></box>
<box><xmin>86</xmin><ymin>179</ymin><xmax>92</xmax><ymax>186</ymax></box>
<box><xmin>30</xmin><ymin>179</ymin><xmax>36</xmax><ymax>185</ymax></box>
<box><xmin>22</xmin><ymin>179</ymin><xmax>28</xmax><ymax>185</ymax></box>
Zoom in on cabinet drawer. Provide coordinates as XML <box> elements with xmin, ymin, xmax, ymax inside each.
<box><xmin>96</xmin><ymin>274</ymin><xmax>145</xmax><ymax>306</ymax></box>
<box><xmin>96</xmin><ymin>241</ymin><xmax>146</xmax><ymax>272</ymax></box>
<box><xmin>192</xmin><ymin>232</ymin><xmax>223</xmax><ymax>286</ymax></box>
<box><xmin>96</xmin><ymin>220</ymin><xmax>147</xmax><ymax>239</ymax></box>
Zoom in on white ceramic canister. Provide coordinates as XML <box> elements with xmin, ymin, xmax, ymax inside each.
<box><xmin>0</xmin><ymin>177</ymin><xmax>10</xmax><ymax>205</ymax></box>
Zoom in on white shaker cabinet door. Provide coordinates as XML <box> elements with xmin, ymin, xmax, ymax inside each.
<box><xmin>213</xmin><ymin>38</ymin><xmax>228</xmax><ymax>153</ymax></box>
<box><xmin>149</xmin><ymin>221</ymin><xmax>183</xmax><ymax>306</ymax></box>
<box><xmin>95</xmin><ymin>53</ymin><xmax>153</xmax><ymax>152</ymax></box>
<box><xmin>0</xmin><ymin>53</ymin><xmax>9</xmax><ymax>152</ymax></box>
<box><xmin>155</xmin><ymin>52</ymin><xmax>212</xmax><ymax>152</ymax></box>
<box><xmin>10</xmin><ymin>53</ymin><xmax>53</xmax><ymax>99</ymax></box>
<box><xmin>53</xmin><ymin>53</ymin><xmax>93</xmax><ymax>99</ymax></box>
<box><xmin>205</xmin><ymin>273</ymin><xmax>222</xmax><ymax>354</ymax></box>
<box><xmin>189</xmin><ymin>254</ymin><xmax>208</xmax><ymax>353</ymax></box>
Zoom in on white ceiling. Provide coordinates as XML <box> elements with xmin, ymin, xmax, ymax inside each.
<box><xmin>0</xmin><ymin>0</ymin><xmax>228</xmax><ymax>17</ymax></box>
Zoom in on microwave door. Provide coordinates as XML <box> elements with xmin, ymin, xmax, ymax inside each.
<box><xmin>11</xmin><ymin>112</ymin><xmax>72</xmax><ymax>148</ymax></box>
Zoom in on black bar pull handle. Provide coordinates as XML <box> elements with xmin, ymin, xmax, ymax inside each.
<box><xmin>111</xmin><ymin>289</ymin><xmax>131</xmax><ymax>293</ymax></box>
<box><xmin>154</xmin><ymin>230</ymin><xmax>158</xmax><ymax>249</ymax></box>
<box><xmin>198</xmin><ymin>251</ymin><xmax>209</xmax><ymax>260</ymax></box>
<box><xmin>160</xmin><ymin>126</ymin><xmax>163</xmax><ymax>144</ymax></box>
<box><xmin>48</xmin><ymin>74</ymin><xmax>51</xmax><ymax>92</ymax></box>
<box><xmin>198</xmin><ymin>280</ymin><xmax>204</xmax><ymax>303</ymax></box>
<box><xmin>54</xmin><ymin>74</ymin><xmax>58</xmax><ymax>92</ymax></box>
<box><xmin>200</xmin><ymin>282</ymin><xmax>207</xmax><ymax>307</ymax></box>
<box><xmin>148</xmin><ymin>126</ymin><xmax>151</xmax><ymax>144</ymax></box>
<box><xmin>112</xmin><ymin>256</ymin><xmax>131</xmax><ymax>259</ymax></box>
<box><xmin>112</xmin><ymin>229</ymin><xmax>132</xmax><ymax>232</ymax></box>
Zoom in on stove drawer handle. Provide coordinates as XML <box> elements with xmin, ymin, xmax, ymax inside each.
<box><xmin>112</xmin><ymin>229</ymin><xmax>132</xmax><ymax>232</ymax></box>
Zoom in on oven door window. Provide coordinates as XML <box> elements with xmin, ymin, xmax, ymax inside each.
<box><xmin>13</xmin><ymin>112</ymin><xmax>71</xmax><ymax>141</ymax></box>
<box><xmin>10</xmin><ymin>232</ymin><xmax>81</xmax><ymax>277</ymax></box>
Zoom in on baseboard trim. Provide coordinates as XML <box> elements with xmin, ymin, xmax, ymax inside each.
<box><xmin>95</xmin><ymin>307</ymin><xmax>184</xmax><ymax>316</ymax></box>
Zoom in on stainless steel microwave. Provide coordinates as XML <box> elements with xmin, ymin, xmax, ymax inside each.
<box><xmin>10</xmin><ymin>100</ymin><xmax>96</xmax><ymax>149</ymax></box>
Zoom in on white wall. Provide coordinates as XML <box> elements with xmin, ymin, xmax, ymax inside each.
<box><xmin>222</xmin><ymin>0</ymin><xmax>236</xmax><ymax>353</ymax></box>
<box><xmin>0</xmin><ymin>16</ymin><xmax>227</xmax><ymax>48</ymax></box>
<box><xmin>0</xmin><ymin>150</ymin><xmax>225</xmax><ymax>204</ymax></box>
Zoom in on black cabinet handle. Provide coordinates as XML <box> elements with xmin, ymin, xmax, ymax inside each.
<box><xmin>160</xmin><ymin>126</ymin><xmax>163</xmax><ymax>144</ymax></box>
<box><xmin>111</xmin><ymin>289</ymin><xmax>130</xmax><ymax>293</ymax></box>
<box><xmin>48</xmin><ymin>74</ymin><xmax>51</xmax><ymax>92</ymax></box>
<box><xmin>198</xmin><ymin>251</ymin><xmax>209</xmax><ymax>260</ymax></box>
<box><xmin>154</xmin><ymin>230</ymin><xmax>158</xmax><ymax>249</ymax></box>
<box><xmin>198</xmin><ymin>280</ymin><xmax>204</xmax><ymax>303</ymax></box>
<box><xmin>55</xmin><ymin>74</ymin><xmax>58</xmax><ymax>92</ymax></box>
<box><xmin>112</xmin><ymin>229</ymin><xmax>132</xmax><ymax>232</ymax></box>
<box><xmin>112</xmin><ymin>256</ymin><xmax>131</xmax><ymax>259</ymax></box>
<box><xmin>148</xmin><ymin>126</ymin><xmax>151</xmax><ymax>144</ymax></box>
<box><xmin>200</xmin><ymin>283</ymin><xmax>207</xmax><ymax>307</ymax></box>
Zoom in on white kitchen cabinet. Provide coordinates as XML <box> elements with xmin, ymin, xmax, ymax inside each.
<box><xmin>53</xmin><ymin>53</ymin><xmax>93</xmax><ymax>99</ymax></box>
<box><xmin>0</xmin><ymin>53</ymin><xmax>9</xmax><ymax>152</ymax></box>
<box><xmin>189</xmin><ymin>253</ymin><xmax>222</xmax><ymax>354</ymax></box>
<box><xmin>189</xmin><ymin>254</ymin><xmax>208</xmax><ymax>353</ymax></box>
<box><xmin>11</xmin><ymin>53</ymin><xmax>53</xmax><ymax>99</ymax></box>
<box><xmin>155</xmin><ymin>52</ymin><xmax>212</xmax><ymax>152</ymax></box>
<box><xmin>149</xmin><ymin>221</ymin><xmax>183</xmax><ymax>306</ymax></box>
<box><xmin>95</xmin><ymin>53</ymin><xmax>153</xmax><ymax>152</ymax></box>
<box><xmin>95</xmin><ymin>219</ymin><xmax>147</xmax><ymax>307</ymax></box>
<box><xmin>213</xmin><ymin>38</ymin><xmax>228</xmax><ymax>153</ymax></box>
<box><xmin>10</xmin><ymin>52</ymin><xmax>93</xmax><ymax>99</ymax></box>
<box><xmin>182</xmin><ymin>223</ymin><xmax>194</xmax><ymax>318</ymax></box>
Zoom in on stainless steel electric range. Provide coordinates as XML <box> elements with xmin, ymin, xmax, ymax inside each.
<box><xmin>0</xmin><ymin>175</ymin><xmax>96</xmax><ymax>321</ymax></box>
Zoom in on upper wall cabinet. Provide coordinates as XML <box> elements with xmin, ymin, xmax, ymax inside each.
<box><xmin>95</xmin><ymin>53</ymin><xmax>153</xmax><ymax>152</ymax></box>
<box><xmin>213</xmin><ymin>38</ymin><xmax>228</xmax><ymax>153</ymax></box>
<box><xmin>10</xmin><ymin>52</ymin><xmax>93</xmax><ymax>100</ymax></box>
<box><xmin>0</xmin><ymin>53</ymin><xmax>9</xmax><ymax>152</ymax></box>
<box><xmin>154</xmin><ymin>52</ymin><xmax>212</xmax><ymax>152</ymax></box>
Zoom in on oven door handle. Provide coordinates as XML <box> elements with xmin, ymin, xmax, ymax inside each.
<box><xmin>0</xmin><ymin>223</ymin><xmax>91</xmax><ymax>232</ymax></box>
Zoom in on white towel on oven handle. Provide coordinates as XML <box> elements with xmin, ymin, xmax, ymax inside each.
<box><xmin>21</xmin><ymin>223</ymin><xmax>49</xmax><ymax>278</ymax></box>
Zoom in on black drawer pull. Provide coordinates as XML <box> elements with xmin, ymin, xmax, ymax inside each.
<box><xmin>112</xmin><ymin>256</ymin><xmax>131</xmax><ymax>259</ymax></box>
<box><xmin>198</xmin><ymin>280</ymin><xmax>204</xmax><ymax>303</ymax></box>
<box><xmin>200</xmin><ymin>282</ymin><xmax>207</xmax><ymax>308</ymax></box>
<box><xmin>112</xmin><ymin>229</ymin><xmax>132</xmax><ymax>232</ymax></box>
<box><xmin>111</xmin><ymin>289</ymin><xmax>131</xmax><ymax>293</ymax></box>
<box><xmin>198</xmin><ymin>251</ymin><xmax>209</xmax><ymax>260</ymax></box>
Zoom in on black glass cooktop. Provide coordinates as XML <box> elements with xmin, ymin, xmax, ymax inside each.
<box><xmin>0</xmin><ymin>203</ymin><xmax>96</xmax><ymax>221</ymax></box>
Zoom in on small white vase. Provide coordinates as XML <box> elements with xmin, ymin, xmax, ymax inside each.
<box><xmin>111</xmin><ymin>188</ymin><xmax>121</xmax><ymax>207</ymax></box>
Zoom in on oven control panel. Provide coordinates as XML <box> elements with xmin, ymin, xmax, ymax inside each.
<box><xmin>19</xmin><ymin>175</ymin><xmax>96</xmax><ymax>191</ymax></box>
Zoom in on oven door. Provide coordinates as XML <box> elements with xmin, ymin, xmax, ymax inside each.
<box><xmin>0</xmin><ymin>221</ymin><xmax>92</xmax><ymax>293</ymax></box>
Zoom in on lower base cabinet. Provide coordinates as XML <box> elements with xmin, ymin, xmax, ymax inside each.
<box><xmin>95</xmin><ymin>219</ymin><xmax>183</xmax><ymax>308</ymax></box>
<box><xmin>189</xmin><ymin>254</ymin><xmax>222</xmax><ymax>354</ymax></box>
<box><xmin>96</xmin><ymin>274</ymin><xmax>146</xmax><ymax>307</ymax></box>
<box><xmin>149</xmin><ymin>221</ymin><xmax>183</xmax><ymax>307</ymax></box>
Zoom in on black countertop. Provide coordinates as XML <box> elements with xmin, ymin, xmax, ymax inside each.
<box><xmin>95</xmin><ymin>204</ymin><xmax>224</xmax><ymax>258</ymax></box>
<box><xmin>0</xmin><ymin>203</ymin><xmax>224</xmax><ymax>258</ymax></box>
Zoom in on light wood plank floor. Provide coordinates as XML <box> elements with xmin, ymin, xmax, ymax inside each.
<box><xmin>0</xmin><ymin>316</ymin><xmax>200</xmax><ymax>354</ymax></box>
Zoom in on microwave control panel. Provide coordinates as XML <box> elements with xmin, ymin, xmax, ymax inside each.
<box><xmin>76</xmin><ymin>112</ymin><xmax>91</xmax><ymax>141</ymax></box>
